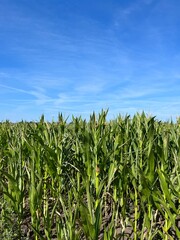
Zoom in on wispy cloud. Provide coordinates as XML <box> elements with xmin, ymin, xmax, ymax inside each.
<box><xmin>0</xmin><ymin>0</ymin><xmax>180</xmax><ymax>121</ymax></box>
<box><xmin>0</xmin><ymin>84</ymin><xmax>30</xmax><ymax>94</ymax></box>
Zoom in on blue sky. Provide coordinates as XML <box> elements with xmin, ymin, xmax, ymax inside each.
<box><xmin>0</xmin><ymin>0</ymin><xmax>180</xmax><ymax>122</ymax></box>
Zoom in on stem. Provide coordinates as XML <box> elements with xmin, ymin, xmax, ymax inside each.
<box><xmin>134</xmin><ymin>185</ymin><xmax>138</xmax><ymax>240</ymax></box>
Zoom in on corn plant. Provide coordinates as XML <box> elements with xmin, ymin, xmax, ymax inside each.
<box><xmin>0</xmin><ymin>110</ymin><xmax>179</xmax><ymax>239</ymax></box>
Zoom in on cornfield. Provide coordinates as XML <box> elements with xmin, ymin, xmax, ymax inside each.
<box><xmin>0</xmin><ymin>110</ymin><xmax>180</xmax><ymax>239</ymax></box>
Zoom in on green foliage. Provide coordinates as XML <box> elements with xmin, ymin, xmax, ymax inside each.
<box><xmin>0</xmin><ymin>111</ymin><xmax>180</xmax><ymax>239</ymax></box>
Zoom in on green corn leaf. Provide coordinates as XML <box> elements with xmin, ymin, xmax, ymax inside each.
<box><xmin>157</xmin><ymin>169</ymin><xmax>177</xmax><ymax>212</ymax></box>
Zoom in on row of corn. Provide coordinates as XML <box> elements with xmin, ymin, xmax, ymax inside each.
<box><xmin>0</xmin><ymin>111</ymin><xmax>180</xmax><ymax>239</ymax></box>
